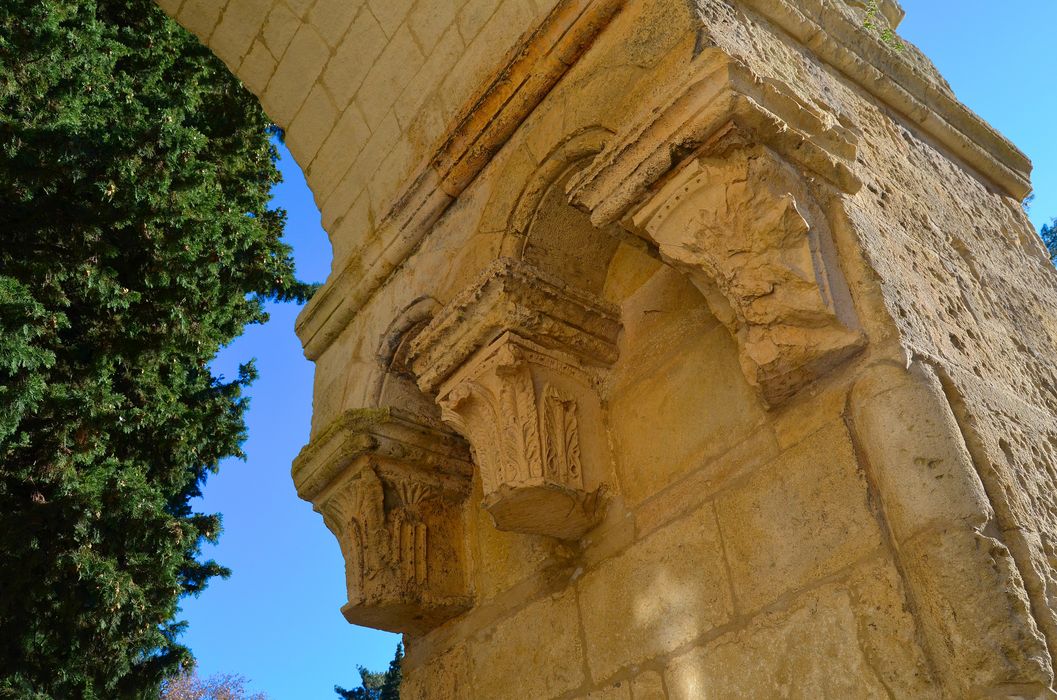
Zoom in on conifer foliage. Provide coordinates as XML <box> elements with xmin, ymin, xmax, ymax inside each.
<box><xmin>334</xmin><ymin>644</ymin><xmax>404</xmax><ymax>700</ymax></box>
<box><xmin>1042</xmin><ymin>219</ymin><xmax>1057</xmax><ymax>263</ymax></box>
<box><xmin>0</xmin><ymin>0</ymin><xmax>311</xmax><ymax>696</ymax></box>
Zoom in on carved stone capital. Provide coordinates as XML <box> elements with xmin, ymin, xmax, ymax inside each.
<box><xmin>409</xmin><ymin>258</ymin><xmax>621</xmax><ymax>393</ymax></box>
<box><xmin>409</xmin><ymin>260</ymin><xmax>620</xmax><ymax>540</ymax></box>
<box><xmin>567</xmin><ymin>53</ymin><xmax>866</xmax><ymax>405</ymax></box>
<box><xmin>631</xmin><ymin>147</ymin><xmax>864</xmax><ymax>405</ymax></box>
<box><xmin>292</xmin><ymin>408</ymin><xmax>473</xmax><ymax>634</ymax></box>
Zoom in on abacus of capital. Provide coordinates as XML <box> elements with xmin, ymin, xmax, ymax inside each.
<box><xmin>164</xmin><ymin>0</ymin><xmax>1057</xmax><ymax>695</ymax></box>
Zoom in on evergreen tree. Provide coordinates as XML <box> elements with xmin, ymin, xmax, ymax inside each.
<box><xmin>0</xmin><ymin>0</ymin><xmax>311</xmax><ymax>696</ymax></box>
<box><xmin>335</xmin><ymin>644</ymin><xmax>403</xmax><ymax>700</ymax></box>
<box><xmin>1041</xmin><ymin>219</ymin><xmax>1056</xmax><ymax>262</ymax></box>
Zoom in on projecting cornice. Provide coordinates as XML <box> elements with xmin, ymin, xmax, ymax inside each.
<box><xmin>734</xmin><ymin>0</ymin><xmax>1030</xmax><ymax>200</ymax></box>
<box><xmin>293</xmin><ymin>0</ymin><xmax>1031</xmax><ymax>365</ymax></box>
<box><xmin>294</xmin><ymin>0</ymin><xmax>626</xmax><ymax>362</ymax></box>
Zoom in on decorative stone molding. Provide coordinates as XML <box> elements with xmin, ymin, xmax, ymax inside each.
<box><xmin>568</xmin><ymin>51</ymin><xmax>863</xmax><ymax>227</ymax></box>
<box><xmin>409</xmin><ymin>258</ymin><xmax>621</xmax><ymax>393</ymax></box>
<box><xmin>409</xmin><ymin>259</ymin><xmax>620</xmax><ymax>540</ymax></box>
<box><xmin>734</xmin><ymin>0</ymin><xmax>1030</xmax><ymax>201</ymax></box>
<box><xmin>568</xmin><ymin>53</ymin><xmax>865</xmax><ymax>405</ymax></box>
<box><xmin>294</xmin><ymin>0</ymin><xmax>627</xmax><ymax>362</ymax></box>
<box><xmin>630</xmin><ymin>146</ymin><xmax>865</xmax><ymax>405</ymax></box>
<box><xmin>840</xmin><ymin>0</ymin><xmax>905</xmax><ymax>29</ymax></box>
<box><xmin>292</xmin><ymin>408</ymin><xmax>473</xmax><ymax>634</ymax></box>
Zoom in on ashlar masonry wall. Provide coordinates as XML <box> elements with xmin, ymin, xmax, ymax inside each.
<box><xmin>161</xmin><ymin>0</ymin><xmax>1057</xmax><ymax>697</ymax></box>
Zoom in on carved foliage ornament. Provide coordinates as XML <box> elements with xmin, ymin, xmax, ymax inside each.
<box><xmin>410</xmin><ymin>260</ymin><xmax>620</xmax><ymax>540</ymax></box>
<box><xmin>631</xmin><ymin>147</ymin><xmax>864</xmax><ymax>405</ymax></box>
<box><xmin>438</xmin><ymin>334</ymin><xmax>607</xmax><ymax>540</ymax></box>
<box><xmin>569</xmin><ymin>53</ymin><xmax>866</xmax><ymax>405</ymax></box>
<box><xmin>291</xmin><ymin>408</ymin><xmax>472</xmax><ymax>634</ymax></box>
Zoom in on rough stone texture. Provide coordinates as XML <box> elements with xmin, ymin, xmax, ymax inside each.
<box><xmin>159</xmin><ymin>0</ymin><xmax>1057</xmax><ymax>696</ymax></box>
<box><xmin>468</xmin><ymin>589</ymin><xmax>586</xmax><ymax>700</ymax></box>
<box><xmin>577</xmin><ymin>501</ymin><xmax>733</xmax><ymax>682</ymax></box>
<box><xmin>665</xmin><ymin>560</ymin><xmax>936</xmax><ymax>699</ymax></box>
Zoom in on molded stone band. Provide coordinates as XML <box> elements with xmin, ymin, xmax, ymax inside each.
<box><xmin>294</xmin><ymin>0</ymin><xmax>626</xmax><ymax>362</ymax></box>
<box><xmin>408</xmin><ymin>258</ymin><xmax>621</xmax><ymax>394</ymax></box>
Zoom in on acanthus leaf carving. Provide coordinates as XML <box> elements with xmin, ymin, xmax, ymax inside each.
<box><xmin>541</xmin><ymin>385</ymin><xmax>583</xmax><ymax>488</ymax></box>
<box><xmin>630</xmin><ymin>147</ymin><xmax>864</xmax><ymax>405</ymax></box>
<box><xmin>411</xmin><ymin>260</ymin><xmax>621</xmax><ymax>540</ymax></box>
<box><xmin>291</xmin><ymin>407</ymin><xmax>473</xmax><ymax>634</ymax></box>
<box><xmin>567</xmin><ymin>53</ymin><xmax>867</xmax><ymax>405</ymax></box>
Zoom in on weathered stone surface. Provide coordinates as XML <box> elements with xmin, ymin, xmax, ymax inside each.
<box><xmin>291</xmin><ymin>408</ymin><xmax>474</xmax><ymax>634</ymax></box>
<box><xmin>400</xmin><ymin>643</ymin><xmax>471</xmax><ymax>700</ymax></box>
<box><xmin>577</xmin><ymin>502</ymin><xmax>733</xmax><ymax>682</ymax></box>
<box><xmin>665</xmin><ymin>559</ymin><xmax>936</xmax><ymax>699</ymax></box>
<box><xmin>629</xmin><ymin>671</ymin><xmax>665</xmax><ymax>700</ymax></box>
<box><xmin>160</xmin><ymin>0</ymin><xmax>1057</xmax><ymax>696</ymax></box>
<box><xmin>411</xmin><ymin>260</ymin><xmax>621</xmax><ymax>540</ymax></box>
<box><xmin>469</xmin><ymin>590</ymin><xmax>586</xmax><ymax>700</ymax></box>
<box><xmin>628</xmin><ymin>146</ymin><xmax>865</xmax><ymax>406</ymax></box>
<box><xmin>715</xmin><ymin>420</ymin><xmax>882</xmax><ymax>613</ymax></box>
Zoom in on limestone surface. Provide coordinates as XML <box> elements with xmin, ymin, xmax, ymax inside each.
<box><xmin>161</xmin><ymin>0</ymin><xmax>1057</xmax><ymax>696</ymax></box>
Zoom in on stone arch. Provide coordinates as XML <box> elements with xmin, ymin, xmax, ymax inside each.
<box><xmin>474</xmin><ymin>126</ymin><xmax>633</xmax><ymax>296</ymax></box>
<box><xmin>365</xmin><ymin>297</ymin><xmax>445</xmax><ymax>427</ymax></box>
<box><xmin>155</xmin><ymin>0</ymin><xmax>582</xmax><ymax>273</ymax></box>
<box><xmin>494</xmin><ymin>127</ymin><xmax>613</xmax><ymax>252</ymax></box>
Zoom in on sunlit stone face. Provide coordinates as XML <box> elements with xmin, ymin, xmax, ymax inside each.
<box><xmin>164</xmin><ymin>0</ymin><xmax>1057</xmax><ymax>696</ymax></box>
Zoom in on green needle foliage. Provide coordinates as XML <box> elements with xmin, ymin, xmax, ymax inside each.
<box><xmin>334</xmin><ymin>644</ymin><xmax>403</xmax><ymax>700</ymax></box>
<box><xmin>0</xmin><ymin>0</ymin><xmax>313</xmax><ymax>696</ymax></box>
<box><xmin>1042</xmin><ymin>219</ymin><xmax>1057</xmax><ymax>263</ymax></box>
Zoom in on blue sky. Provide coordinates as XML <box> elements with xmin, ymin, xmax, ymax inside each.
<box><xmin>180</xmin><ymin>3</ymin><xmax>1057</xmax><ymax>697</ymax></box>
<box><xmin>900</xmin><ymin>0</ymin><xmax>1056</xmax><ymax>228</ymax></box>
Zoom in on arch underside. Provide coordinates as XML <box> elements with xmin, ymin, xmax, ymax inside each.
<box><xmin>172</xmin><ymin>0</ymin><xmax>1057</xmax><ymax>697</ymax></box>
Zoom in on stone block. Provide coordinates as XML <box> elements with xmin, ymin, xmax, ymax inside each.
<box><xmin>321</xmin><ymin>7</ymin><xmax>388</xmax><ymax>110</ymax></box>
<box><xmin>262</xmin><ymin>25</ymin><xmax>329</xmax><ymax>125</ymax></box>
<box><xmin>407</xmin><ymin>0</ymin><xmax>459</xmax><ymax>53</ymax></box>
<box><xmin>367</xmin><ymin>0</ymin><xmax>414</xmax><ymax>37</ymax></box>
<box><xmin>607</xmin><ymin>322</ymin><xmax>766</xmax><ymax>506</ymax></box>
<box><xmin>899</xmin><ymin>525</ymin><xmax>1052</xmax><ymax>695</ymax></box>
<box><xmin>714</xmin><ymin>420</ymin><xmax>882</xmax><ymax>613</ymax></box>
<box><xmin>329</xmin><ymin>191</ymin><xmax>372</xmax><ymax>273</ymax></box>
<box><xmin>320</xmin><ymin>109</ymin><xmax>399</xmax><ymax>228</ymax></box>
<box><xmin>286</xmin><ymin>84</ymin><xmax>338</xmax><ymax>167</ymax></box>
<box><xmin>366</xmin><ymin>134</ymin><xmax>415</xmax><ymax>215</ymax></box>
<box><xmin>401</xmin><ymin>644</ymin><xmax>471</xmax><ymax>700</ymax></box>
<box><xmin>308</xmin><ymin>0</ymin><xmax>361</xmax><ymax>48</ymax></box>
<box><xmin>456</xmin><ymin>0</ymin><xmax>499</xmax><ymax>44</ymax></box>
<box><xmin>665</xmin><ymin>579</ymin><xmax>891</xmax><ymax>699</ymax></box>
<box><xmin>580</xmin><ymin>680</ymin><xmax>631</xmax><ymax>700</ymax></box>
<box><xmin>176</xmin><ymin>0</ymin><xmax>222</xmax><ymax>41</ymax></box>
<box><xmin>355</xmin><ymin>25</ymin><xmax>425</xmax><ymax>131</ymax></box>
<box><xmin>262</xmin><ymin>2</ymin><xmax>300</xmax><ymax>61</ymax></box>
<box><xmin>848</xmin><ymin>362</ymin><xmax>992</xmax><ymax>542</ymax></box>
<box><xmin>209</xmin><ymin>0</ymin><xmax>270</xmax><ymax>66</ymax></box>
<box><xmin>632</xmin><ymin>431</ymin><xmax>780</xmax><ymax>540</ymax></box>
<box><xmin>630</xmin><ymin>671</ymin><xmax>666</xmax><ymax>700</ymax></box>
<box><xmin>237</xmin><ymin>39</ymin><xmax>277</xmax><ymax>96</ymax></box>
<box><xmin>469</xmin><ymin>481</ymin><xmax>562</xmax><ymax>602</ymax></box>
<box><xmin>307</xmin><ymin>103</ymin><xmax>371</xmax><ymax>202</ymax></box>
<box><xmin>600</xmin><ymin>241</ymin><xmax>663</xmax><ymax>306</ymax></box>
<box><xmin>393</xmin><ymin>24</ymin><xmax>464</xmax><ymax>130</ymax></box>
<box><xmin>578</xmin><ymin>502</ymin><xmax>733</xmax><ymax>682</ymax></box>
<box><xmin>469</xmin><ymin>590</ymin><xmax>585</xmax><ymax>700</ymax></box>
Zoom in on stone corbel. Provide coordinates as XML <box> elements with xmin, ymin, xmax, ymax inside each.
<box><xmin>408</xmin><ymin>259</ymin><xmax>621</xmax><ymax>540</ymax></box>
<box><xmin>568</xmin><ymin>50</ymin><xmax>865</xmax><ymax>405</ymax></box>
<box><xmin>631</xmin><ymin>146</ymin><xmax>865</xmax><ymax>405</ymax></box>
<box><xmin>291</xmin><ymin>408</ymin><xmax>473</xmax><ymax>635</ymax></box>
